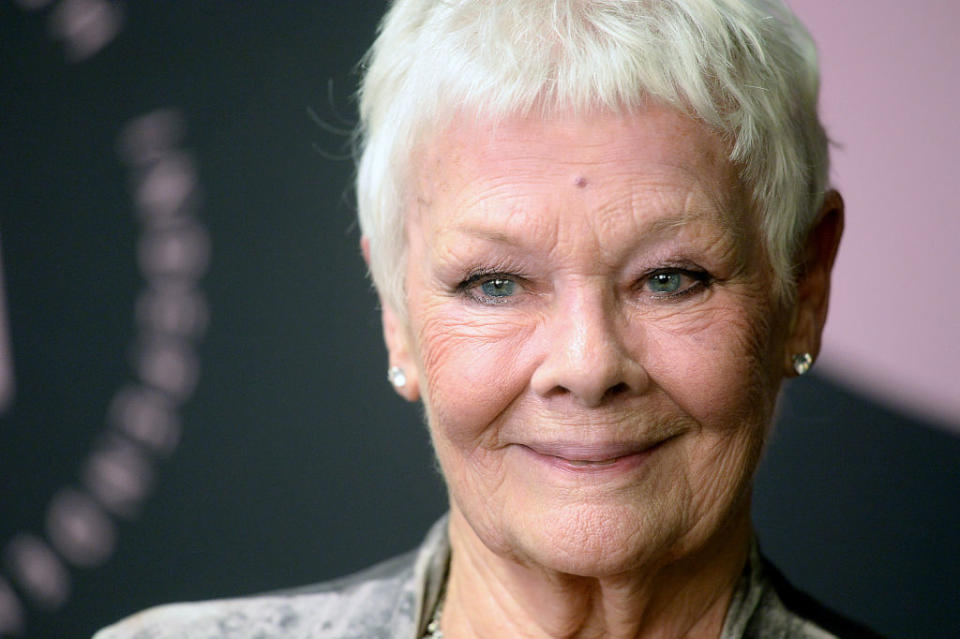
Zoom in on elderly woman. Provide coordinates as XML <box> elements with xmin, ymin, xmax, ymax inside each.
<box><xmin>96</xmin><ymin>0</ymin><xmax>877</xmax><ymax>638</ymax></box>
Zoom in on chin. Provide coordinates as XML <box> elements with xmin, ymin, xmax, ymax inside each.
<box><xmin>497</xmin><ymin>500</ymin><xmax>688</xmax><ymax>578</ymax></box>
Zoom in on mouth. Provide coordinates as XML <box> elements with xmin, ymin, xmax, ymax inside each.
<box><xmin>517</xmin><ymin>438</ymin><xmax>672</xmax><ymax>475</ymax></box>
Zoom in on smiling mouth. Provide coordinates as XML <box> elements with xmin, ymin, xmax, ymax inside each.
<box><xmin>518</xmin><ymin>439</ymin><xmax>671</xmax><ymax>473</ymax></box>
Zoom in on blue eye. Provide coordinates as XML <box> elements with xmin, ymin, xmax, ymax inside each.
<box><xmin>642</xmin><ymin>269</ymin><xmax>709</xmax><ymax>299</ymax></box>
<box><xmin>458</xmin><ymin>272</ymin><xmax>522</xmax><ymax>304</ymax></box>
<box><xmin>480</xmin><ymin>278</ymin><xmax>516</xmax><ymax>298</ymax></box>
<box><xmin>647</xmin><ymin>272</ymin><xmax>682</xmax><ymax>294</ymax></box>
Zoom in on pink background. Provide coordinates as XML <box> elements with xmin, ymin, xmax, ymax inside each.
<box><xmin>790</xmin><ymin>0</ymin><xmax>960</xmax><ymax>432</ymax></box>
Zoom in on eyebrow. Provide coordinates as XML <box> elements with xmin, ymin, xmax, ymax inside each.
<box><xmin>447</xmin><ymin>208</ymin><xmax>733</xmax><ymax>247</ymax></box>
<box><xmin>644</xmin><ymin>208</ymin><xmax>736</xmax><ymax>236</ymax></box>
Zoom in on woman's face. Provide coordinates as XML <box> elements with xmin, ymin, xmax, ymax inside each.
<box><xmin>391</xmin><ymin>106</ymin><xmax>793</xmax><ymax>577</ymax></box>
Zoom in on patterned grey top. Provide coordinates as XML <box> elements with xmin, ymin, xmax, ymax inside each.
<box><xmin>93</xmin><ymin>516</ymin><xmax>881</xmax><ymax>638</ymax></box>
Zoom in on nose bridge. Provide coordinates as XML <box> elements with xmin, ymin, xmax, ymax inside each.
<box><xmin>564</xmin><ymin>283</ymin><xmax>616</xmax><ymax>363</ymax></box>
<box><xmin>532</xmin><ymin>279</ymin><xmax>638</xmax><ymax>405</ymax></box>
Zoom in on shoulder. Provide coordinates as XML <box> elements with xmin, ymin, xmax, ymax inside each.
<box><xmin>92</xmin><ymin>550</ymin><xmax>420</xmax><ymax>639</ymax></box>
<box><xmin>746</xmin><ymin>557</ymin><xmax>886</xmax><ymax>639</ymax></box>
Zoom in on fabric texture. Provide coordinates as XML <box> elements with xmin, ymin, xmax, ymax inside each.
<box><xmin>93</xmin><ymin>516</ymin><xmax>882</xmax><ymax>638</ymax></box>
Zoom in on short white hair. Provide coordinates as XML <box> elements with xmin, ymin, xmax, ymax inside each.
<box><xmin>356</xmin><ymin>0</ymin><xmax>829</xmax><ymax>313</ymax></box>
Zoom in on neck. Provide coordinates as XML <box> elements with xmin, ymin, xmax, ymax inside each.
<box><xmin>440</xmin><ymin>507</ymin><xmax>752</xmax><ymax>639</ymax></box>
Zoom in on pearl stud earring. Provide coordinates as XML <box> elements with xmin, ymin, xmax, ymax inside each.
<box><xmin>387</xmin><ymin>366</ymin><xmax>407</xmax><ymax>389</ymax></box>
<box><xmin>792</xmin><ymin>353</ymin><xmax>813</xmax><ymax>376</ymax></box>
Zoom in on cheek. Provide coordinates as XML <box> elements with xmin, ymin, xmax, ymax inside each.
<box><xmin>647</xmin><ymin>295</ymin><xmax>780</xmax><ymax>426</ymax></box>
<box><xmin>644</xmin><ymin>298</ymin><xmax>781</xmax><ymax>501</ymax></box>
<box><xmin>410</xmin><ymin>301</ymin><xmax>536</xmax><ymax>447</ymax></box>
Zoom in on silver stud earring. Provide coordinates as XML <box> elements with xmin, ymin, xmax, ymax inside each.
<box><xmin>792</xmin><ymin>353</ymin><xmax>813</xmax><ymax>376</ymax></box>
<box><xmin>387</xmin><ymin>366</ymin><xmax>407</xmax><ymax>389</ymax></box>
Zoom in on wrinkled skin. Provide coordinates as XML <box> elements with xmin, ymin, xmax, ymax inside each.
<box><xmin>369</xmin><ymin>106</ymin><xmax>843</xmax><ymax>638</ymax></box>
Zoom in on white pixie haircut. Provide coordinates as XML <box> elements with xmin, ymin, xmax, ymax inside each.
<box><xmin>356</xmin><ymin>0</ymin><xmax>829</xmax><ymax>314</ymax></box>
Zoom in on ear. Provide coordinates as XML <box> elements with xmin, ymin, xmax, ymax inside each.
<box><xmin>361</xmin><ymin>236</ymin><xmax>420</xmax><ymax>402</ymax></box>
<box><xmin>784</xmin><ymin>190</ymin><xmax>845</xmax><ymax>376</ymax></box>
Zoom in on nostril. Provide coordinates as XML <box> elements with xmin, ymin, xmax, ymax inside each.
<box><xmin>602</xmin><ymin>382</ymin><xmax>630</xmax><ymax>401</ymax></box>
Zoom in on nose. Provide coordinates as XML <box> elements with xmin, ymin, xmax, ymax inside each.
<box><xmin>530</xmin><ymin>286</ymin><xmax>647</xmax><ymax>407</ymax></box>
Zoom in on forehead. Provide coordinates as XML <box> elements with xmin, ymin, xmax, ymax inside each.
<box><xmin>411</xmin><ymin>106</ymin><xmax>747</xmax><ymax>243</ymax></box>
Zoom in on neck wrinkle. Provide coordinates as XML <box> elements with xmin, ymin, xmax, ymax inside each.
<box><xmin>442</xmin><ymin>507</ymin><xmax>752</xmax><ymax>639</ymax></box>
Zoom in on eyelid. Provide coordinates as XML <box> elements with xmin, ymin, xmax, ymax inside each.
<box><xmin>459</xmin><ymin>268</ymin><xmax>506</xmax><ymax>288</ymax></box>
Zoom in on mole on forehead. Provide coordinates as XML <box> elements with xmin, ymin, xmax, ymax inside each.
<box><xmin>573</xmin><ymin>176</ymin><xmax>588</xmax><ymax>188</ymax></box>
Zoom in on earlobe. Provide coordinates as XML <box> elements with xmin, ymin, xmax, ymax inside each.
<box><xmin>784</xmin><ymin>190</ymin><xmax>845</xmax><ymax>376</ymax></box>
<box><xmin>362</xmin><ymin>236</ymin><xmax>420</xmax><ymax>402</ymax></box>
<box><xmin>381</xmin><ymin>302</ymin><xmax>420</xmax><ymax>402</ymax></box>
<box><xmin>360</xmin><ymin>236</ymin><xmax>372</xmax><ymax>268</ymax></box>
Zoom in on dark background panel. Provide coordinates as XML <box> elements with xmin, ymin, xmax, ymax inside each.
<box><xmin>754</xmin><ymin>378</ymin><xmax>960</xmax><ymax>638</ymax></box>
<box><xmin>1</xmin><ymin>2</ymin><xmax>957</xmax><ymax>638</ymax></box>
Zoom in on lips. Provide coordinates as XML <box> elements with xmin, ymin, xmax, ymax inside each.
<box><xmin>517</xmin><ymin>439</ymin><xmax>669</xmax><ymax>474</ymax></box>
<box><xmin>523</xmin><ymin>441</ymin><xmax>657</xmax><ymax>463</ymax></box>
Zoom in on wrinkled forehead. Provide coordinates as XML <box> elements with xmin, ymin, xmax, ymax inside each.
<box><xmin>408</xmin><ymin>106</ymin><xmax>754</xmax><ymax>242</ymax></box>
